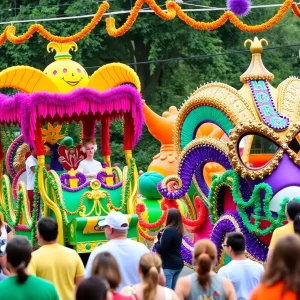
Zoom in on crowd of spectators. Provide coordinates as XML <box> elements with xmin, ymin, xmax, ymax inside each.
<box><xmin>0</xmin><ymin>201</ymin><xmax>299</xmax><ymax>300</ymax></box>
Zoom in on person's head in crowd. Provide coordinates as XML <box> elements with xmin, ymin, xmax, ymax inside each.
<box><xmin>97</xmin><ymin>212</ymin><xmax>129</xmax><ymax>240</ymax></box>
<box><xmin>81</xmin><ymin>137</ymin><xmax>97</xmax><ymax>159</ymax></box>
<box><xmin>37</xmin><ymin>217</ymin><xmax>58</xmax><ymax>244</ymax></box>
<box><xmin>294</xmin><ymin>213</ymin><xmax>300</xmax><ymax>235</ymax></box>
<box><xmin>193</xmin><ymin>239</ymin><xmax>217</xmax><ymax>289</ymax></box>
<box><xmin>262</xmin><ymin>234</ymin><xmax>300</xmax><ymax>298</ymax></box>
<box><xmin>223</xmin><ymin>232</ymin><xmax>245</xmax><ymax>258</ymax></box>
<box><xmin>76</xmin><ymin>276</ymin><xmax>112</xmax><ymax>300</ymax></box>
<box><xmin>286</xmin><ymin>199</ymin><xmax>300</xmax><ymax>221</ymax></box>
<box><xmin>165</xmin><ymin>208</ymin><xmax>184</xmax><ymax>236</ymax></box>
<box><xmin>138</xmin><ymin>253</ymin><xmax>162</xmax><ymax>300</ymax></box>
<box><xmin>6</xmin><ymin>236</ymin><xmax>32</xmax><ymax>284</ymax></box>
<box><xmin>91</xmin><ymin>252</ymin><xmax>121</xmax><ymax>292</ymax></box>
<box><xmin>29</xmin><ymin>146</ymin><xmax>36</xmax><ymax>157</ymax></box>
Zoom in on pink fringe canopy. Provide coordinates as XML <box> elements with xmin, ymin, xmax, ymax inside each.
<box><xmin>0</xmin><ymin>85</ymin><xmax>144</xmax><ymax>148</ymax></box>
<box><xmin>0</xmin><ymin>92</ymin><xmax>23</xmax><ymax>125</ymax></box>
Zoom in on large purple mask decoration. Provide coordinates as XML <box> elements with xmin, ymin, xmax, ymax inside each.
<box><xmin>157</xmin><ymin>37</ymin><xmax>300</xmax><ymax>266</ymax></box>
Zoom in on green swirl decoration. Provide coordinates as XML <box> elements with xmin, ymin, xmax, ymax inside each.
<box><xmin>42</xmin><ymin>167</ymin><xmax>69</xmax><ymax>226</ymax></box>
<box><xmin>209</xmin><ymin>170</ymin><xmax>293</xmax><ymax>236</ymax></box>
<box><xmin>0</xmin><ymin>167</ymin><xmax>39</xmax><ymax>247</ymax></box>
<box><xmin>122</xmin><ymin>158</ymin><xmax>135</xmax><ymax>213</ymax></box>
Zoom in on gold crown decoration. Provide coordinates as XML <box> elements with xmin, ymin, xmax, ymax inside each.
<box><xmin>240</xmin><ymin>37</ymin><xmax>274</xmax><ymax>83</ymax></box>
<box><xmin>47</xmin><ymin>42</ymin><xmax>78</xmax><ymax>61</ymax></box>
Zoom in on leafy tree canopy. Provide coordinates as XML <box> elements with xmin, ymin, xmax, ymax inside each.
<box><xmin>0</xmin><ymin>0</ymin><xmax>299</xmax><ymax>170</ymax></box>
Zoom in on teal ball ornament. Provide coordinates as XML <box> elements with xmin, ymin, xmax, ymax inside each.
<box><xmin>139</xmin><ymin>171</ymin><xmax>164</xmax><ymax>200</ymax></box>
<box><xmin>60</xmin><ymin>136</ymin><xmax>74</xmax><ymax>147</ymax></box>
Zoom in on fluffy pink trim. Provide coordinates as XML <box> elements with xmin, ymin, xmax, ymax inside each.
<box><xmin>0</xmin><ymin>85</ymin><xmax>144</xmax><ymax>148</ymax></box>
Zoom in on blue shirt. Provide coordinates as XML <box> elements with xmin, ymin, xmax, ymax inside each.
<box><xmin>218</xmin><ymin>259</ymin><xmax>264</xmax><ymax>300</ymax></box>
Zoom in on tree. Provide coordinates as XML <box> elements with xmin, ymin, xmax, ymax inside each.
<box><xmin>0</xmin><ymin>0</ymin><xmax>299</xmax><ymax>170</ymax></box>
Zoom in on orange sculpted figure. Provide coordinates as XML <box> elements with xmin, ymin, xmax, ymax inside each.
<box><xmin>144</xmin><ymin>103</ymin><xmax>228</xmax><ymax>181</ymax></box>
<box><xmin>143</xmin><ymin>103</ymin><xmax>179</xmax><ymax>176</ymax></box>
<box><xmin>196</xmin><ymin>123</ymin><xmax>228</xmax><ymax>187</ymax></box>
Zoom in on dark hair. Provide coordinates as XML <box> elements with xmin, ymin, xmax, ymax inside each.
<box><xmin>193</xmin><ymin>239</ymin><xmax>217</xmax><ymax>290</ymax></box>
<box><xmin>262</xmin><ymin>235</ymin><xmax>300</xmax><ymax>298</ymax></box>
<box><xmin>286</xmin><ymin>200</ymin><xmax>300</xmax><ymax>221</ymax></box>
<box><xmin>294</xmin><ymin>213</ymin><xmax>300</xmax><ymax>235</ymax></box>
<box><xmin>76</xmin><ymin>276</ymin><xmax>109</xmax><ymax>300</ymax></box>
<box><xmin>91</xmin><ymin>252</ymin><xmax>121</xmax><ymax>290</ymax></box>
<box><xmin>165</xmin><ymin>208</ymin><xmax>184</xmax><ymax>236</ymax></box>
<box><xmin>6</xmin><ymin>237</ymin><xmax>32</xmax><ymax>284</ymax></box>
<box><xmin>226</xmin><ymin>232</ymin><xmax>245</xmax><ymax>254</ymax></box>
<box><xmin>37</xmin><ymin>217</ymin><xmax>58</xmax><ymax>241</ymax></box>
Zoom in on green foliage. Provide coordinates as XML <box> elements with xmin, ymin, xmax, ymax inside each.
<box><xmin>0</xmin><ymin>0</ymin><xmax>300</xmax><ymax>171</ymax></box>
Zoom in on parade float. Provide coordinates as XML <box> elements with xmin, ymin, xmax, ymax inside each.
<box><xmin>140</xmin><ymin>37</ymin><xmax>300</xmax><ymax>267</ymax></box>
<box><xmin>0</xmin><ymin>0</ymin><xmax>299</xmax><ymax>266</ymax></box>
<box><xmin>138</xmin><ymin>103</ymin><xmax>225</xmax><ymax>267</ymax></box>
<box><xmin>0</xmin><ymin>42</ymin><xmax>146</xmax><ymax>252</ymax></box>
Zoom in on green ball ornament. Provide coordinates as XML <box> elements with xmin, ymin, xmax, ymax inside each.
<box><xmin>139</xmin><ymin>171</ymin><xmax>164</xmax><ymax>200</ymax></box>
<box><xmin>60</xmin><ymin>136</ymin><xmax>74</xmax><ymax>147</ymax></box>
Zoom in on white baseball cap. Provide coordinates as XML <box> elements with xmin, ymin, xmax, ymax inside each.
<box><xmin>97</xmin><ymin>212</ymin><xmax>129</xmax><ymax>230</ymax></box>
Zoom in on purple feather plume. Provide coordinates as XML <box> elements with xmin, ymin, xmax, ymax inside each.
<box><xmin>227</xmin><ymin>0</ymin><xmax>251</xmax><ymax>16</ymax></box>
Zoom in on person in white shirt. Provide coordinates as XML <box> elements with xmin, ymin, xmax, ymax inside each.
<box><xmin>218</xmin><ymin>232</ymin><xmax>264</xmax><ymax>300</ymax></box>
<box><xmin>77</xmin><ymin>137</ymin><xmax>102</xmax><ymax>180</ymax></box>
<box><xmin>85</xmin><ymin>212</ymin><xmax>150</xmax><ymax>291</ymax></box>
<box><xmin>25</xmin><ymin>147</ymin><xmax>38</xmax><ymax>213</ymax></box>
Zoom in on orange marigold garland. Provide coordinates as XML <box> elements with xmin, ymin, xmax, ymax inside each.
<box><xmin>106</xmin><ymin>0</ymin><xmax>176</xmax><ymax>37</ymax></box>
<box><xmin>228</xmin><ymin>0</ymin><xmax>293</xmax><ymax>32</ymax></box>
<box><xmin>0</xmin><ymin>0</ymin><xmax>299</xmax><ymax>44</ymax></box>
<box><xmin>167</xmin><ymin>1</ymin><xmax>229</xmax><ymax>30</ymax></box>
<box><xmin>0</xmin><ymin>1</ymin><xmax>109</xmax><ymax>45</ymax></box>
<box><xmin>138</xmin><ymin>225</ymin><xmax>155</xmax><ymax>241</ymax></box>
<box><xmin>291</xmin><ymin>2</ymin><xmax>300</xmax><ymax>18</ymax></box>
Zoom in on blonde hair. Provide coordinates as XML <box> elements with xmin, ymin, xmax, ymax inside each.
<box><xmin>139</xmin><ymin>253</ymin><xmax>161</xmax><ymax>300</ymax></box>
<box><xmin>91</xmin><ymin>252</ymin><xmax>121</xmax><ymax>290</ymax></box>
<box><xmin>193</xmin><ymin>239</ymin><xmax>217</xmax><ymax>290</ymax></box>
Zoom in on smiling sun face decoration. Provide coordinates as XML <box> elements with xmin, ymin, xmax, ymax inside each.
<box><xmin>0</xmin><ymin>42</ymin><xmax>141</xmax><ymax>95</ymax></box>
<box><xmin>44</xmin><ymin>42</ymin><xmax>89</xmax><ymax>93</ymax></box>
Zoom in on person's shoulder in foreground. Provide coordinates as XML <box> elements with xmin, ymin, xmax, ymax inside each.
<box><xmin>0</xmin><ymin>275</ymin><xmax>59</xmax><ymax>300</ymax></box>
<box><xmin>88</xmin><ymin>236</ymin><xmax>149</xmax><ymax>262</ymax></box>
<box><xmin>250</xmin><ymin>282</ymin><xmax>297</xmax><ymax>300</ymax></box>
<box><xmin>30</xmin><ymin>242</ymin><xmax>83</xmax><ymax>266</ymax></box>
<box><xmin>219</xmin><ymin>258</ymin><xmax>264</xmax><ymax>271</ymax></box>
<box><xmin>269</xmin><ymin>223</ymin><xmax>294</xmax><ymax>250</ymax></box>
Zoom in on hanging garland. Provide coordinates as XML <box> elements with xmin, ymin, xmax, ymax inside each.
<box><xmin>42</xmin><ymin>167</ymin><xmax>69</xmax><ymax>226</ymax></box>
<box><xmin>136</xmin><ymin>201</ymin><xmax>168</xmax><ymax>230</ymax></box>
<box><xmin>0</xmin><ymin>177</ymin><xmax>22</xmax><ymax>227</ymax></box>
<box><xmin>209</xmin><ymin>170</ymin><xmax>291</xmax><ymax>236</ymax></box>
<box><xmin>0</xmin><ymin>1</ymin><xmax>300</xmax><ymax>44</ymax></box>
<box><xmin>138</xmin><ymin>225</ymin><xmax>155</xmax><ymax>241</ymax></box>
<box><xmin>122</xmin><ymin>158</ymin><xmax>135</xmax><ymax>213</ymax></box>
<box><xmin>0</xmin><ymin>2</ymin><xmax>109</xmax><ymax>45</ymax></box>
<box><xmin>30</xmin><ymin>167</ymin><xmax>40</xmax><ymax>248</ymax></box>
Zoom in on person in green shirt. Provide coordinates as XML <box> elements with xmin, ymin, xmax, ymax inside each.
<box><xmin>0</xmin><ymin>236</ymin><xmax>59</xmax><ymax>300</ymax></box>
